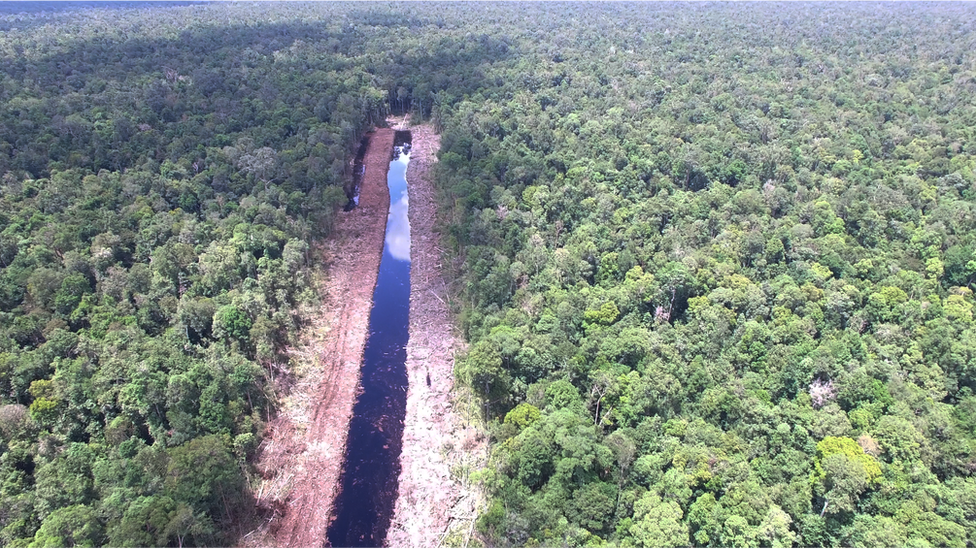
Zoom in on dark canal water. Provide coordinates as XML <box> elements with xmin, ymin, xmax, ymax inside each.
<box><xmin>343</xmin><ymin>137</ymin><xmax>369</xmax><ymax>211</ymax></box>
<box><xmin>327</xmin><ymin>132</ymin><xmax>412</xmax><ymax>547</ymax></box>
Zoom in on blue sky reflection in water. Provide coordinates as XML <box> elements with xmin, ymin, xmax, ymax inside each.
<box><xmin>327</xmin><ymin>145</ymin><xmax>411</xmax><ymax>547</ymax></box>
<box><xmin>385</xmin><ymin>153</ymin><xmax>411</xmax><ymax>262</ymax></box>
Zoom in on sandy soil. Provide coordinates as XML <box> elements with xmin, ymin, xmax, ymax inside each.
<box><xmin>243</xmin><ymin>128</ymin><xmax>395</xmax><ymax>548</ymax></box>
<box><xmin>386</xmin><ymin>119</ymin><xmax>488</xmax><ymax>548</ymax></box>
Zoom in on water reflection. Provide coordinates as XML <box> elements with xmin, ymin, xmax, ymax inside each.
<box><xmin>327</xmin><ymin>144</ymin><xmax>412</xmax><ymax>548</ymax></box>
<box><xmin>385</xmin><ymin>152</ymin><xmax>411</xmax><ymax>262</ymax></box>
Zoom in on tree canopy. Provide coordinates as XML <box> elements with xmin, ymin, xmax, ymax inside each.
<box><xmin>2</xmin><ymin>2</ymin><xmax>976</xmax><ymax>547</ymax></box>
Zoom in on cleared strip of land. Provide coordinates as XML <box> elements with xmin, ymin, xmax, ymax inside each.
<box><xmin>387</xmin><ymin>122</ymin><xmax>487</xmax><ymax>548</ymax></box>
<box><xmin>244</xmin><ymin>128</ymin><xmax>394</xmax><ymax>548</ymax></box>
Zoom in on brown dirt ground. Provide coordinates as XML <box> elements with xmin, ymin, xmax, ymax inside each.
<box><xmin>386</xmin><ymin>119</ymin><xmax>488</xmax><ymax>548</ymax></box>
<box><xmin>241</xmin><ymin>128</ymin><xmax>395</xmax><ymax>548</ymax></box>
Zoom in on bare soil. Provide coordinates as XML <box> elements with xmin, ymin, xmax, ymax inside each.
<box><xmin>386</xmin><ymin>119</ymin><xmax>488</xmax><ymax>548</ymax></box>
<box><xmin>243</xmin><ymin>128</ymin><xmax>395</xmax><ymax>548</ymax></box>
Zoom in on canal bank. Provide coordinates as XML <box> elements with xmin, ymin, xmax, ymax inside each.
<box><xmin>245</xmin><ymin>122</ymin><xmax>484</xmax><ymax>548</ymax></box>
<box><xmin>250</xmin><ymin>128</ymin><xmax>394</xmax><ymax>548</ymax></box>
<box><xmin>327</xmin><ymin>133</ymin><xmax>413</xmax><ymax>547</ymax></box>
<box><xmin>387</xmin><ymin>122</ymin><xmax>488</xmax><ymax>548</ymax></box>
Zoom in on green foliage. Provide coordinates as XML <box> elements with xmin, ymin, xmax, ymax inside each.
<box><xmin>504</xmin><ymin>403</ymin><xmax>541</xmax><ymax>429</ymax></box>
<box><xmin>583</xmin><ymin>302</ymin><xmax>620</xmax><ymax>327</ymax></box>
<box><xmin>427</xmin><ymin>2</ymin><xmax>976</xmax><ymax>546</ymax></box>
<box><xmin>0</xmin><ymin>2</ymin><xmax>423</xmax><ymax>543</ymax></box>
<box><xmin>458</xmin><ymin>341</ymin><xmax>509</xmax><ymax>402</ymax></box>
<box><xmin>630</xmin><ymin>492</ymin><xmax>689</xmax><ymax>547</ymax></box>
<box><xmin>565</xmin><ymin>482</ymin><xmax>617</xmax><ymax>534</ymax></box>
<box><xmin>164</xmin><ymin>435</ymin><xmax>243</xmax><ymax>519</ymax></box>
<box><xmin>213</xmin><ymin>305</ymin><xmax>252</xmax><ymax>342</ymax></box>
<box><xmin>107</xmin><ymin>496</ymin><xmax>181</xmax><ymax>547</ymax></box>
<box><xmin>29</xmin><ymin>505</ymin><xmax>103</xmax><ymax>548</ymax></box>
<box><xmin>813</xmin><ymin>437</ymin><xmax>882</xmax><ymax>484</ymax></box>
<box><xmin>3</xmin><ymin>1</ymin><xmax>976</xmax><ymax>546</ymax></box>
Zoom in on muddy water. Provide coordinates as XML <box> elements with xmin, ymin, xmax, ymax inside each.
<box><xmin>327</xmin><ymin>133</ymin><xmax>412</xmax><ymax>547</ymax></box>
<box><xmin>343</xmin><ymin>137</ymin><xmax>370</xmax><ymax>211</ymax></box>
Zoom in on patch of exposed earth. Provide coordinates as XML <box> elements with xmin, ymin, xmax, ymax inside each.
<box><xmin>241</xmin><ymin>128</ymin><xmax>395</xmax><ymax>548</ymax></box>
<box><xmin>386</xmin><ymin>118</ymin><xmax>488</xmax><ymax>548</ymax></box>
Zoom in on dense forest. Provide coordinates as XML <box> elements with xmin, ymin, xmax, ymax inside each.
<box><xmin>1</xmin><ymin>2</ymin><xmax>975</xmax><ymax>547</ymax></box>
<box><xmin>0</xmin><ymin>2</ymin><xmax>204</xmax><ymax>16</ymax></box>
<box><xmin>437</xmin><ymin>3</ymin><xmax>976</xmax><ymax>547</ymax></box>
<box><xmin>0</xmin><ymin>3</ymin><xmax>482</xmax><ymax>546</ymax></box>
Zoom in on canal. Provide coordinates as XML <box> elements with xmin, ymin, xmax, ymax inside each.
<box><xmin>327</xmin><ymin>131</ymin><xmax>412</xmax><ymax>547</ymax></box>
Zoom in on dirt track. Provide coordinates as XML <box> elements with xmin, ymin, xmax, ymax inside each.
<box><xmin>245</xmin><ymin>128</ymin><xmax>394</xmax><ymax>548</ymax></box>
<box><xmin>386</xmin><ymin>121</ymin><xmax>487</xmax><ymax>548</ymax></box>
